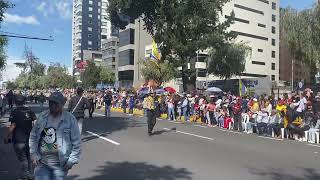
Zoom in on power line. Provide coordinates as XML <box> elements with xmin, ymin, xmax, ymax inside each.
<box><xmin>0</xmin><ymin>34</ymin><xmax>54</xmax><ymax>41</ymax></box>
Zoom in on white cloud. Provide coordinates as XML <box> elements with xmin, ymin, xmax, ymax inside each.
<box><xmin>36</xmin><ymin>0</ymin><xmax>72</xmax><ymax>20</ymax></box>
<box><xmin>2</xmin><ymin>57</ymin><xmax>24</xmax><ymax>82</ymax></box>
<box><xmin>4</xmin><ymin>13</ymin><xmax>40</xmax><ymax>25</ymax></box>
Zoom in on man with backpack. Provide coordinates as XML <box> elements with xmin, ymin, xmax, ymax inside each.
<box><xmin>4</xmin><ymin>95</ymin><xmax>37</xmax><ymax>180</ymax></box>
<box><xmin>68</xmin><ymin>88</ymin><xmax>89</xmax><ymax>134</ymax></box>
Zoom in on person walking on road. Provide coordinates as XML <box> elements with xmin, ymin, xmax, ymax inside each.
<box><xmin>29</xmin><ymin>91</ymin><xmax>81</xmax><ymax>180</ymax></box>
<box><xmin>88</xmin><ymin>92</ymin><xmax>95</xmax><ymax>119</ymax></box>
<box><xmin>104</xmin><ymin>91</ymin><xmax>112</xmax><ymax>118</ymax></box>
<box><xmin>68</xmin><ymin>88</ymin><xmax>89</xmax><ymax>134</ymax></box>
<box><xmin>7</xmin><ymin>90</ymin><xmax>14</xmax><ymax>109</ymax></box>
<box><xmin>4</xmin><ymin>95</ymin><xmax>37</xmax><ymax>180</ymax></box>
<box><xmin>143</xmin><ymin>91</ymin><xmax>156</xmax><ymax>136</ymax></box>
<box><xmin>38</xmin><ymin>92</ymin><xmax>46</xmax><ymax>112</ymax></box>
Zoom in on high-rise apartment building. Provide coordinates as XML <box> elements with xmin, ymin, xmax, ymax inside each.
<box><xmin>72</xmin><ymin>0</ymin><xmax>112</xmax><ymax>74</ymax></box>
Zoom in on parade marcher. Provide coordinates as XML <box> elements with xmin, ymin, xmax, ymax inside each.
<box><xmin>104</xmin><ymin>91</ymin><xmax>113</xmax><ymax>118</ymax></box>
<box><xmin>129</xmin><ymin>95</ymin><xmax>135</xmax><ymax>115</ymax></box>
<box><xmin>232</xmin><ymin>97</ymin><xmax>243</xmax><ymax>132</ymax></box>
<box><xmin>4</xmin><ymin>95</ymin><xmax>37</xmax><ymax>180</ymax></box>
<box><xmin>38</xmin><ymin>92</ymin><xmax>46</xmax><ymax>112</ymax></box>
<box><xmin>68</xmin><ymin>88</ymin><xmax>89</xmax><ymax>134</ymax></box>
<box><xmin>29</xmin><ymin>92</ymin><xmax>81</xmax><ymax>180</ymax></box>
<box><xmin>143</xmin><ymin>91</ymin><xmax>156</xmax><ymax>136</ymax></box>
<box><xmin>7</xmin><ymin>90</ymin><xmax>14</xmax><ymax>109</ymax></box>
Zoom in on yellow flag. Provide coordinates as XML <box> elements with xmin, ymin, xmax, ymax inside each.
<box><xmin>151</xmin><ymin>39</ymin><xmax>161</xmax><ymax>61</ymax></box>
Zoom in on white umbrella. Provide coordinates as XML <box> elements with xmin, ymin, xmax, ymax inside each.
<box><xmin>206</xmin><ymin>87</ymin><xmax>222</xmax><ymax>92</ymax></box>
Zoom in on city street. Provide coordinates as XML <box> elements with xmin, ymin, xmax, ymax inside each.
<box><xmin>1</xmin><ymin>104</ymin><xmax>320</xmax><ymax>180</ymax></box>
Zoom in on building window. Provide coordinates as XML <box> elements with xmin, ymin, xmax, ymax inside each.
<box><xmin>102</xmin><ymin>35</ymin><xmax>107</xmax><ymax>39</ymax></box>
<box><xmin>98</xmin><ymin>15</ymin><xmax>100</xmax><ymax>20</ymax></box>
<box><xmin>232</xmin><ymin>31</ymin><xmax>268</xmax><ymax>41</ymax></box>
<box><xmin>88</xmin><ymin>34</ymin><xmax>92</xmax><ymax>38</ymax></box>
<box><xmin>272</xmin><ymin>63</ymin><xmax>275</xmax><ymax>70</ymax></box>
<box><xmin>234</xmin><ymin>4</ymin><xmax>264</xmax><ymax>15</ymax></box>
<box><xmin>88</xmin><ymin>27</ymin><xmax>92</xmax><ymax>31</ymax></box>
<box><xmin>89</xmin><ymin>7</ymin><xmax>93</xmax><ymax>11</ymax></box>
<box><xmin>271</xmin><ymin>75</ymin><xmax>275</xmax><ymax>81</ymax></box>
<box><xmin>258</xmin><ymin>0</ymin><xmax>269</xmax><ymax>4</ymax></box>
<box><xmin>88</xmin><ymin>41</ymin><xmax>92</xmax><ymax>45</ymax></box>
<box><xmin>98</xmin><ymin>9</ymin><xmax>100</xmax><ymax>13</ymax></box>
<box><xmin>88</xmin><ymin>19</ymin><xmax>92</xmax><ymax>24</ymax></box>
<box><xmin>258</xmin><ymin>49</ymin><xmax>263</xmax><ymax>52</ymax></box>
<box><xmin>89</xmin><ymin>0</ymin><xmax>93</xmax><ymax>5</ymax></box>
<box><xmin>98</xmin><ymin>2</ymin><xmax>101</xmax><ymax>6</ymax></box>
<box><xmin>272</xmin><ymin>51</ymin><xmax>276</xmax><ymax>58</ymax></box>
<box><xmin>258</xmin><ymin>23</ymin><xmax>266</xmax><ymax>28</ymax></box>
<box><xmin>89</xmin><ymin>14</ymin><xmax>92</xmax><ymax>18</ymax></box>
<box><xmin>272</xmin><ymin>2</ymin><xmax>276</xmax><ymax>10</ymax></box>
<box><xmin>252</xmin><ymin>61</ymin><xmax>266</xmax><ymax>65</ymax></box>
<box><xmin>224</xmin><ymin>15</ymin><xmax>249</xmax><ymax>24</ymax></box>
<box><xmin>272</xmin><ymin>39</ymin><xmax>276</xmax><ymax>46</ymax></box>
<box><xmin>272</xmin><ymin>26</ymin><xmax>276</xmax><ymax>34</ymax></box>
<box><xmin>272</xmin><ymin>14</ymin><xmax>276</xmax><ymax>22</ymax></box>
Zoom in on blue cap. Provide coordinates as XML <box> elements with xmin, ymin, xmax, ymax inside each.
<box><xmin>49</xmin><ymin>92</ymin><xmax>65</xmax><ymax>105</ymax></box>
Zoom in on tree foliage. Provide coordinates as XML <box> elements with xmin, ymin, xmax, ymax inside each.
<box><xmin>108</xmin><ymin>0</ymin><xmax>237</xmax><ymax>91</ymax></box>
<box><xmin>100</xmin><ymin>66</ymin><xmax>116</xmax><ymax>84</ymax></box>
<box><xmin>208</xmin><ymin>42</ymin><xmax>251</xmax><ymax>80</ymax></box>
<box><xmin>82</xmin><ymin>61</ymin><xmax>101</xmax><ymax>88</ymax></box>
<box><xmin>0</xmin><ymin>0</ymin><xmax>12</xmax><ymax>69</ymax></box>
<box><xmin>280</xmin><ymin>4</ymin><xmax>320</xmax><ymax>68</ymax></box>
<box><xmin>140</xmin><ymin>59</ymin><xmax>177</xmax><ymax>84</ymax></box>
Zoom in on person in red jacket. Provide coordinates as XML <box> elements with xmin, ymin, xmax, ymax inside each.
<box><xmin>233</xmin><ymin>97</ymin><xmax>243</xmax><ymax>132</ymax></box>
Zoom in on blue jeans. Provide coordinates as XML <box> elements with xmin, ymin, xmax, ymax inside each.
<box><xmin>168</xmin><ymin>107</ymin><xmax>175</xmax><ymax>120</ymax></box>
<box><xmin>182</xmin><ymin>107</ymin><xmax>189</xmax><ymax>121</ymax></box>
<box><xmin>34</xmin><ymin>164</ymin><xmax>66</xmax><ymax>180</ymax></box>
<box><xmin>105</xmin><ymin>105</ymin><xmax>111</xmax><ymax>117</ymax></box>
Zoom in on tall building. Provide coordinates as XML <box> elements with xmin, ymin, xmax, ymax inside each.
<box><xmin>72</xmin><ymin>0</ymin><xmax>112</xmax><ymax>74</ymax></box>
<box><xmin>113</xmin><ymin>0</ymin><xmax>280</xmax><ymax>90</ymax></box>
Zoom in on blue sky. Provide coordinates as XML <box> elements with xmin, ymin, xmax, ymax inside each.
<box><xmin>1</xmin><ymin>0</ymin><xmax>318</xmax><ymax>81</ymax></box>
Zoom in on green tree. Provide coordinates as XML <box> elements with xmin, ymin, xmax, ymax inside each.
<box><xmin>108</xmin><ymin>0</ymin><xmax>236</xmax><ymax>92</ymax></box>
<box><xmin>32</xmin><ymin>63</ymin><xmax>46</xmax><ymax>76</ymax></box>
<box><xmin>6</xmin><ymin>81</ymin><xmax>17</xmax><ymax>90</ymax></box>
<box><xmin>140</xmin><ymin>59</ymin><xmax>177</xmax><ymax>84</ymax></box>
<box><xmin>280</xmin><ymin>4</ymin><xmax>320</xmax><ymax>81</ymax></box>
<box><xmin>0</xmin><ymin>0</ymin><xmax>12</xmax><ymax>69</ymax></box>
<box><xmin>99</xmin><ymin>66</ymin><xmax>116</xmax><ymax>84</ymax></box>
<box><xmin>82</xmin><ymin>61</ymin><xmax>100</xmax><ymax>88</ymax></box>
<box><xmin>46</xmin><ymin>63</ymin><xmax>74</xmax><ymax>88</ymax></box>
<box><xmin>208</xmin><ymin>42</ymin><xmax>251</xmax><ymax>80</ymax></box>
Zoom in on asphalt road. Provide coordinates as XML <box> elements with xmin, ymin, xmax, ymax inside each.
<box><xmin>1</xmin><ymin>103</ymin><xmax>320</xmax><ymax>180</ymax></box>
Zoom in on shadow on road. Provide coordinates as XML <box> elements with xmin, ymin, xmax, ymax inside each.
<box><xmin>248</xmin><ymin>167</ymin><xmax>320</xmax><ymax>180</ymax></box>
<box><xmin>67</xmin><ymin>161</ymin><xmax>192</xmax><ymax>180</ymax></box>
<box><xmin>81</xmin><ymin>115</ymin><xmax>146</xmax><ymax>142</ymax></box>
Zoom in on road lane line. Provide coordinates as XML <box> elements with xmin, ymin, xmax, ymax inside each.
<box><xmin>163</xmin><ymin>128</ymin><xmax>214</xmax><ymax>141</ymax></box>
<box><xmin>219</xmin><ymin>129</ymin><xmax>242</xmax><ymax>134</ymax></box>
<box><xmin>86</xmin><ymin>131</ymin><xmax>120</xmax><ymax>145</ymax></box>
<box><xmin>93</xmin><ymin>113</ymin><xmax>105</xmax><ymax>116</ymax></box>
<box><xmin>307</xmin><ymin>144</ymin><xmax>320</xmax><ymax>148</ymax></box>
<box><xmin>193</xmin><ymin>125</ymin><xmax>207</xmax><ymax>128</ymax></box>
<box><xmin>257</xmin><ymin>136</ymin><xmax>283</xmax><ymax>141</ymax></box>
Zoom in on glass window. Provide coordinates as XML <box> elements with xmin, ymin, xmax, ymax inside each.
<box><xmin>88</xmin><ymin>41</ymin><xmax>92</xmax><ymax>45</ymax></box>
<box><xmin>89</xmin><ymin>14</ymin><xmax>92</xmax><ymax>18</ymax></box>
<box><xmin>98</xmin><ymin>2</ymin><xmax>101</xmax><ymax>6</ymax></box>
<box><xmin>98</xmin><ymin>9</ymin><xmax>100</xmax><ymax>13</ymax></box>
<box><xmin>272</xmin><ymin>26</ymin><xmax>276</xmax><ymax>34</ymax></box>
<box><xmin>119</xmin><ymin>49</ymin><xmax>134</xmax><ymax>66</ymax></box>
<box><xmin>272</xmin><ymin>39</ymin><xmax>276</xmax><ymax>46</ymax></box>
<box><xmin>89</xmin><ymin>7</ymin><xmax>93</xmax><ymax>11</ymax></box>
<box><xmin>272</xmin><ymin>14</ymin><xmax>276</xmax><ymax>22</ymax></box>
<box><xmin>88</xmin><ymin>34</ymin><xmax>92</xmax><ymax>38</ymax></box>
<box><xmin>258</xmin><ymin>49</ymin><xmax>263</xmax><ymax>52</ymax></box>
<box><xmin>98</xmin><ymin>15</ymin><xmax>100</xmax><ymax>20</ymax></box>
<box><xmin>271</xmin><ymin>75</ymin><xmax>275</xmax><ymax>81</ymax></box>
<box><xmin>89</xmin><ymin>0</ymin><xmax>93</xmax><ymax>5</ymax></box>
<box><xmin>272</xmin><ymin>63</ymin><xmax>275</xmax><ymax>70</ymax></box>
<box><xmin>88</xmin><ymin>27</ymin><xmax>92</xmax><ymax>31</ymax></box>
<box><xmin>272</xmin><ymin>51</ymin><xmax>276</xmax><ymax>58</ymax></box>
<box><xmin>88</xmin><ymin>19</ymin><xmax>92</xmax><ymax>24</ymax></box>
<box><xmin>272</xmin><ymin>2</ymin><xmax>276</xmax><ymax>10</ymax></box>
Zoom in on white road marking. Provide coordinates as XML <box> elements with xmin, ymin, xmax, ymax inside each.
<box><xmin>86</xmin><ymin>131</ymin><xmax>120</xmax><ymax>146</ymax></box>
<box><xmin>193</xmin><ymin>125</ymin><xmax>207</xmax><ymax>128</ymax></box>
<box><xmin>307</xmin><ymin>144</ymin><xmax>320</xmax><ymax>148</ymax></box>
<box><xmin>219</xmin><ymin>129</ymin><xmax>242</xmax><ymax>134</ymax></box>
<box><xmin>257</xmin><ymin>136</ymin><xmax>283</xmax><ymax>141</ymax></box>
<box><xmin>163</xmin><ymin>128</ymin><xmax>214</xmax><ymax>141</ymax></box>
<box><xmin>93</xmin><ymin>113</ymin><xmax>105</xmax><ymax>117</ymax></box>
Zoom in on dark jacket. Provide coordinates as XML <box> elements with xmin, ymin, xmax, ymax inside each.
<box><xmin>68</xmin><ymin>95</ymin><xmax>89</xmax><ymax>119</ymax></box>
